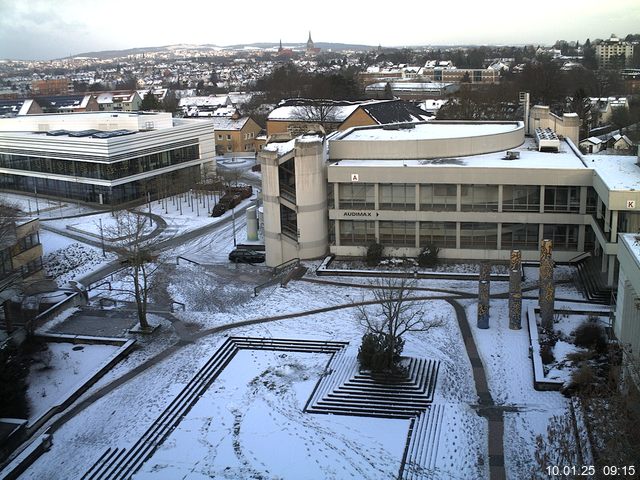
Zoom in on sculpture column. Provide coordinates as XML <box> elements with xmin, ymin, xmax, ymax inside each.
<box><xmin>539</xmin><ymin>239</ymin><xmax>555</xmax><ymax>330</ymax></box>
<box><xmin>509</xmin><ymin>249</ymin><xmax>522</xmax><ymax>330</ymax></box>
<box><xmin>477</xmin><ymin>262</ymin><xmax>491</xmax><ymax>329</ymax></box>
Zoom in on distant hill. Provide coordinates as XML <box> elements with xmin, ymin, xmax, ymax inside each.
<box><xmin>66</xmin><ymin>41</ymin><xmax>375</xmax><ymax>59</ymax></box>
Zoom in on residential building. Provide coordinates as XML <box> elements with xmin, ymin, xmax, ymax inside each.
<box><xmin>259</xmin><ymin>112</ymin><xmax>639</xmax><ymax>290</ymax></box>
<box><xmin>0</xmin><ymin>112</ymin><xmax>215</xmax><ymax>205</ymax></box>
<box><xmin>596</xmin><ymin>35</ymin><xmax>635</xmax><ymax>69</ymax></box>
<box><xmin>421</xmin><ymin>67</ymin><xmax>500</xmax><ymax>85</ymax></box>
<box><xmin>95</xmin><ymin>91</ymin><xmax>143</xmax><ymax>112</ymax></box>
<box><xmin>211</xmin><ymin>116</ymin><xmax>262</xmax><ymax>154</ymax></box>
<box><xmin>589</xmin><ymin>97</ymin><xmax>629</xmax><ymax>126</ymax></box>
<box><xmin>0</xmin><ymin>99</ymin><xmax>42</xmax><ymax>117</ymax></box>
<box><xmin>31</xmin><ymin>79</ymin><xmax>73</xmax><ymax>96</ymax></box>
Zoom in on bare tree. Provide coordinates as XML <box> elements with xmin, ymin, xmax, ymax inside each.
<box><xmin>356</xmin><ymin>275</ymin><xmax>444</xmax><ymax>372</ymax></box>
<box><xmin>103</xmin><ymin>211</ymin><xmax>159</xmax><ymax>330</ymax></box>
<box><xmin>291</xmin><ymin>99</ymin><xmax>340</xmax><ymax>135</ymax></box>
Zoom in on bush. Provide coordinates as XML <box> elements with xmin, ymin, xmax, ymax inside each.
<box><xmin>562</xmin><ymin>364</ymin><xmax>598</xmax><ymax>396</ymax></box>
<box><xmin>540</xmin><ymin>344</ymin><xmax>555</xmax><ymax>365</ymax></box>
<box><xmin>365</xmin><ymin>242</ymin><xmax>384</xmax><ymax>267</ymax></box>
<box><xmin>358</xmin><ymin>332</ymin><xmax>405</xmax><ymax>373</ymax></box>
<box><xmin>417</xmin><ymin>245</ymin><xmax>440</xmax><ymax>268</ymax></box>
<box><xmin>574</xmin><ymin>320</ymin><xmax>607</xmax><ymax>353</ymax></box>
<box><xmin>0</xmin><ymin>344</ymin><xmax>31</xmax><ymax>418</ymax></box>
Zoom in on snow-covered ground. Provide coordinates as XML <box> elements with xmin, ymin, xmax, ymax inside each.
<box><xmin>42</xmin><ymin>239</ymin><xmax>116</xmax><ymax>286</ymax></box>
<box><xmin>26</xmin><ymin>342</ymin><xmax>120</xmax><ymax>421</ymax></box>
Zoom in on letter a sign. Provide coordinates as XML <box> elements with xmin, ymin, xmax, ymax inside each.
<box><xmin>351</xmin><ymin>173</ymin><xmax>359</xmax><ymax>182</ymax></box>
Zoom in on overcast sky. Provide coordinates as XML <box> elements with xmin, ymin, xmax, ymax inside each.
<box><xmin>1</xmin><ymin>0</ymin><xmax>639</xmax><ymax>60</ymax></box>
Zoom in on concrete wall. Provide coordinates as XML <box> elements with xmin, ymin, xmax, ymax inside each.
<box><xmin>528</xmin><ymin>106</ymin><xmax>580</xmax><ymax>146</ymax></box>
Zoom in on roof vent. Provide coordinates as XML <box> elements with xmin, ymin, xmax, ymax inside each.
<box><xmin>504</xmin><ymin>151</ymin><xmax>520</xmax><ymax>160</ymax></box>
<box><xmin>535</xmin><ymin>127</ymin><xmax>560</xmax><ymax>152</ymax></box>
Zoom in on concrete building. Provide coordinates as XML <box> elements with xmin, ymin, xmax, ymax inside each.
<box><xmin>615</xmin><ymin>233</ymin><xmax>640</xmax><ymax>392</ymax></box>
<box><xmin>259</xmin><ymin>115</ymin><xmax>640</xmax><ymax>288</ymax></box>
<box><xmin>0</xmin><ymin>217</ymin><xmax>44</xmax><ymax>282</ymax></box>
<box><xmin>421</xmin><ymin>67</ymin><xmax>500</xmax><ymax>85</ymax></box>
<box><xmin>0</xmin><ymin>112</ymin><xmax>215</xmax><ymax>205</ymax></box>
<box><xmin>364</xmin><ymin>82</ymin><xmax>459</xmax><ymax>100</ymax></box>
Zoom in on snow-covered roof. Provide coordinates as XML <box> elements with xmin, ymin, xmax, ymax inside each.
<box><xmin>337</xmin><ymin>122</ymin><xmax>520</xmax><ymax>142</ymax></box>
<box><xmin>330</xmin><ymin>137</ymin><xmax>586</xmax><ymax>170</ymax></box>
<box><xmin>262</xmin><ymin>139</ymin><xmax>295</xmax><ymax>156</ymax></box>
<box><xmin>210</xmin><ymin>117</ymin><xmax>250</xmax><ymax>131</ymax></box>
<box><xmin>268</xmin><ymin>104</ymin><xmax>360</xmax><ymax>122</ymax></box>
<box><xmin>582</xmin><ymin>137</ymin><xmax>603</xmax><ymax>145</ymax></box>
<box><xmin>587</xmin><ymin>154</ymin><xmax>640</xmax><ymax>190</ymax></box>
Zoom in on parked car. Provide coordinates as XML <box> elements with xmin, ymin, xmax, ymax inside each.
<box><xmin>228</xmin><ymin>248</ymin><xmax>265</xmax><ymax>264</ymax></box>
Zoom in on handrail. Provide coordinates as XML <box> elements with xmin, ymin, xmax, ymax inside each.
<box><xmin>567</xmin><ymin>251</ymin><xmax>591</xmax><ymax>264</ymax></box>
<box><xmin>171</xmin><ymin>301</ymin><xmax>186</xmax><ymax>312</ymax></box>
<box><xmin>176</xmin><ymin>256</ymin><xmax>200</xmax><ymax>266</ymax></box>
<box><xmin>88</xmin><ymin>281</ymin><xmax>112</xmax><ymax>292</ymax></box>
<box><xmin>272</xmin><ymin>257</ymin><xmax>299</xmax><ymax>276</ymax></box>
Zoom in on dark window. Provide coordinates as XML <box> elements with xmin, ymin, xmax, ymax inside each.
<box><xmin>420</xmin><ymin>184</ymin><xmax>457</xmax><ymax>211</ymax></box>
<box><xmin>543</xmin><ymin>224</ymin><xmax>579</xmax><ymax>250</ymax></box>
<box><xmin>419</xmin><ymin>222</ymin><xmax>456</xmax><ymax>248</ymax></box>
<box><xmin>502</xmin><ymin>223</ymin><xmax>539</xmax><ymax>250</ymax></box>
<box><xmin>544</xmin><ymin>186</ymin><xmax>580</xmax><ymax>213</ymax></box>
<box><xmin>379</xmin><ymin>183</ymin><xmax>415</xmax><ymax>210</ymax></box>
<box><xmin>461</xmin><ymin>185</ymin><xmax>499</xmax><ymax>212</ymax></box>
<box><xmin>379</xmin><ymin>221</ymin><xmax>415</xmax><ymax>247</ymax></box>
<box><xmin>339</xmin><ymin>220</ymin><xmax>376</xmax><ymax>246</ymax></box>
<box><xmin>502</xmin><ymin>185</ymin><xmax>540</xmax><ymax>212</ymax></box>
<box><xmin>339</xmin><ymin>183</ymin><xmax>375</xmax><ymax>209</ymax></box>
<box><xmin>460</xmin><ymin>223</ymin><xmax>498</xmax><ymax>249</ymax></box>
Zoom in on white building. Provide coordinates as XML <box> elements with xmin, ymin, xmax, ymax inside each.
<box><xmin>615</xmin><ymin>233</ymin><xmax>640</xmax><ymax>392</ymax></box>
<box><xmin>0</xmin><ymin>112</ymin><xmax>215</xmax><ymax>205</ymax></box>
<box><xmin>596</xmin><ymin>35</ymin><xmax>635</xmax><ymax>69</ymax></box>
<box><xmin>259</xmin><ymin>115</ymin><xmax>640</xmax><ymax>288</ymax></box>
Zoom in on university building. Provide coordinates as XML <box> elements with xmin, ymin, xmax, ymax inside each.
<box><xmin>0</xmin><ymin>112</ymin><xmax>215</xmax><ymax>205</ymax></box>
<box><xmin>259</xmin><ymin>115</ymin><xmax>640</xmax><ymax>287</ymax></box>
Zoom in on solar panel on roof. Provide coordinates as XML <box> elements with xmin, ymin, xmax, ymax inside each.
<box><xmin>91</xmin><ymin>129</ymin><xmax>136</xmax><ymax>139</ymax></box>
<box><xmin>46</xmin><ymin>130</ymin><xmax>69</xmax><ymax>136</ymax></box>
<box><xmin>68</xmin><ymin>129</ymin><xmax>101</xmax><ymax>137</ymax></box>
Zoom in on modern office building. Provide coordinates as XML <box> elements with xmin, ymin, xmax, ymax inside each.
<box><xmin>260</xmin><ymin>116</ymin><xmax>640</xmax><ymax>287</ymax></box>
<box><xmin>0</xmin><ymin>112</ymin><xmax>215</xmax><ymax>205</ymax></box>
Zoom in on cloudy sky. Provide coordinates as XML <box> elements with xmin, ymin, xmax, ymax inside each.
<box><xmin>1</xmin><ymin>0</ymin><xmax>639</xmax><ymax>60</ymax></box>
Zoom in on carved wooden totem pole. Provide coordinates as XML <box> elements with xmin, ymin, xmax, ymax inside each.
<box><xmin>509</xmin><ymin>249</ymin><xmax>522</xmax><ymax>330</ymax></box>
<box><xmin>477</xmin><ymin>262</ymin><xmax>491</xmax><ymax>329</ymax></box>
<box><xmin>539</xmin><ymin>239</ymin><xmax>555</xmax><ymax>329</ymax></box>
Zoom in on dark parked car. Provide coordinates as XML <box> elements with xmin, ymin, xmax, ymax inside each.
<box><xmin>228</xmin><ymin>248</ymin><xmax>265</xmax><ymax>264</ymax></box>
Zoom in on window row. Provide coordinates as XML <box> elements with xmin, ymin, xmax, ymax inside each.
<box><xmin>338</xmin><ymin>221</ymin><xmax>579</xmax><ymax>250</ymax></box>
<box><xmin>0</xmin><ymin>145</ymin><xmax>199</xmax><ymax>181</ymax></box>
<box><xmin>334</xmin><ymin>184</ymin><xmax>584</xmax><ymax>213</ymax></box>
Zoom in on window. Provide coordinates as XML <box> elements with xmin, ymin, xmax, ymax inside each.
<box><xmin>278</xmin><ymin>158</ymin><xmax>296</xmax><ymax>202</ymax></box>
<box><xmin>501</xmin><ymin>223</ymin><xmax>539</xmax><ymax>250</ymax></box>
<box><xmin>0</xmin><ymin>248</ymin><xmax>12</xmax><ymax>275</ymax></box>
<box><xmin>420</xmin><ymin>184</ymin><xmax>456</xmax><ymax>211</ymax></box>
<box><xmin>419</xmin><ymin>222</ymin><xmax>456</xmax><ymax>248</ymax></box>
<box><xmin>502</xmin><ymin>185</ymin><xmax>540</xmax><ymax>212</ymax></box>
<box><xmin>460</xmin><ymin>185</ymin><xmax>498</xmax><ymax>212</ymax></box>
<box><xmin>339</xmin><ymin>183</ymin><xmax>375</xmax><ymax>209</ymax></box>
<box><xmin>226</xmin><ymin>145</ymin><xmax>232</xmax><ymax>152</ymax></box>
<box><xmin>379</xmin><ymin>184</ymin><xmax>415</xmax><ymax>210</ymax></box>
<box><xmin>586</xmin><ymin>187</ymin><xmax>597</xmax><ymax>214</ymax></box>
<box><xmin>20</xmin><ymin>232</ymin><xmax>40</xmax><ymax>251</ymax></box>
<box><xmin>544</xmin><ymin>186</ymin><xmax>580</xmax><ymax>213</ymax></box>
<box><xmin>460</xmin><ymin>223</ymin><xmax>498</xmax><ymax>249</ymax></box>
<box><xmin>543</xmin><ymin>224</ymin><xmax>578</xmax><ymax>250</ymax></box>
<box><xmin>217</xmin><ymin>134</ymin><xmax>223</xmax><ymax>140</ymax></box>
<box><xmin>340</xmin><ymin>220</ymin><xmax>376</xmax><ymax>246</ymax></box>
<box><xmin>280</xmin><ymin>205</ymin><xmax>297</xmax><ymax>239</ymax></box>
<box><xmin>226</xmin><ymin>134</ymin><xmax>232</xmax><ymax>140</ymax></box>
<box><xmin>379</xmin><ymin>221</ymin><xmax>415</xmax><ymax>247</ymax></box>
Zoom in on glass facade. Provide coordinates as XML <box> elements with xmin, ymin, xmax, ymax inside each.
<box><xmin>502</xmin><ymin>223</ymin><xmax>539</xmax><ymax>250</ymax></box>
<box><xmin>461</xmin><ymin>185</ymin><xmax>499</xmax><ymax>212</ymax></box>
<box><xmin>379</xmin><ymin>184</ymin><xmax>415</xmax><ymax>210</ymax></box>
<box><xmin>502</xmin><ymin>185</ymin><xmax>540</xmax><ymax>212</ymax></box>
<box><xmin>0</xmin><ymin>145</ymin><xmax>199</xmax><ymax>181</ymax></box>
<box><xmin>339</xmin><ymin>184</ymin><xmax>375</xmax><ymax>209</ymax></box>
<box><xmin>339</xmin><ymin>220</ymin><xmax>375</xmax><ymax>246</ymax></box>
<box><xmin>379</xmin><ymin>221</ymin><xmax>415</xmax><ymax>247</ymax></box>
<box><xmin>460</xmin><ymin>222</ymin><xmax>498</xmax><ymax>249</ymax></box>
<box><xmin>280</xmin><ymin>204</ymin><xmax>297</xmax><ymax>239</ymax></box>
<box><xmin>278</xmin><ymin>158</ymin><xmax>296</xmax><ymax>203</ymax></box>
<box><xmin>419</xmin><ymin>222</ymin><xmax>456</xmax><ymax>248</ymax></box>
<box><xmin>419</xmin><ymin>184</ymin><xmax>456</xmax><ymax>211</ymax></box>
<box><xmin>543</xmin><ymin>224</ymin><xmax>579</xmax><ymax>250</ymax></box>
<box><xmin>0</xmin><ymin>165</ymin><xmax>201</xmax><ymax>204</ymax></box>
<box><xmin>544</xmin><ymin>186</ymin><xmax>580</xmax><ymax>213</ymax></box>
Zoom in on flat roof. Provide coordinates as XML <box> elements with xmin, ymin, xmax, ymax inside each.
<box><xmin>330</xmin><ymin>137</ymin><xmax>588</xmax><ymax>170</ymax></box>
<box><xmin>335</xmin><ymin>122</ymin><xmax>521</xmax><ymax>142</ymax></box>
<box><xmin>620</xmin><ymin>233</ymin><xmax>640</xmax><ymax>270</ymax></box>
<box><xmin>587</xmin><ymin>154</ymin><xmax>640</xmax><ymax>191</ymax></box>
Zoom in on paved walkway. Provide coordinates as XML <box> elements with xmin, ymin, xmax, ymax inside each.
<box><xmin>446</xmin><ymin>298</ymin><xmax>505</xmax><ymax>480</ymax></box>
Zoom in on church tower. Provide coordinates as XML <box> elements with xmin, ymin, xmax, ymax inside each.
<box><xmin>306</xmin><ymin>31</ymin><xmax>315</xmax><ymax>53</ymax></box>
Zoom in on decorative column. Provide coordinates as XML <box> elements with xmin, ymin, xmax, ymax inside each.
<box><xmin>477</xmin><ymin>262</ymin><xmax>491</xmax><ymax>329</ymax></box>
<box><xmin>539</xmin><ymin>239</ymin><xmax>555</xmax><ymax>330</ymax></box>
<box><xmin>509</xmin><ymin>250</ymin><xmax>522</xmax><ymax>330</ymax></box>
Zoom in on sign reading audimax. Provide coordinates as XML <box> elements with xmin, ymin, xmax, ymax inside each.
<box><xmin>342</xmin><ymin>211</ymin><xmax>379</xmax><ymax>217</ymax></box>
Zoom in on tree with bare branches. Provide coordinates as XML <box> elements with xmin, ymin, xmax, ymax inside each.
<box><xmin>356</xmin><ymin>275</ymin><xmax>444</xmax><ymax>372</ymax></box>
<box><xmin>103</xmin><ymin>211</ymin><xmax>159</xmax><ymax>330</ymax></box>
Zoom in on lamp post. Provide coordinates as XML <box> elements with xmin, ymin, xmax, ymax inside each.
<box><xmin>231</xmin><ymin>204</ymin><xmax>237</xmax><ymax>247</ymax></box>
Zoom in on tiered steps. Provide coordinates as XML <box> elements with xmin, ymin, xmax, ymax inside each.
<box><xmin>574</xmin><ymin>255</ymin><xmax>612</xmax><ymax>304</ymax></box>
<box><xmin>306</xmin><ymin>355</ymin><xmax>440</xmax><ymax>419</ymax></box>
<box><xmin>399</xmin><ymin>405</ymin><xmax>446</xmax><ymax>479</ymax></box>
<box><xmin>82</xmin><ymin>337</ymin><xmax>346</xmax><ymax>480</ymax></box>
